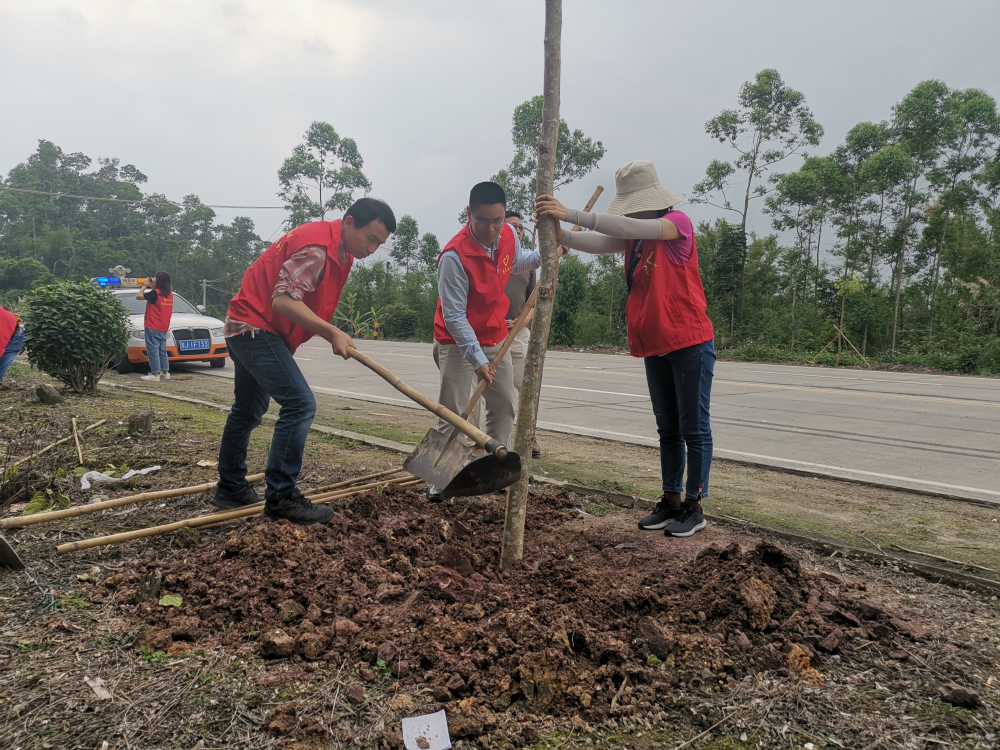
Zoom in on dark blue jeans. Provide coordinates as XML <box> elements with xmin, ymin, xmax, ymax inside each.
<box><xmin>218</xmin><ymin>331</ymin><xmax>317</xmax><ymax>502</ymax></box>
<box><xmin>644</xmin><ymin>339</ymin><xmax>715</xmax><ymax>500</ymax></box>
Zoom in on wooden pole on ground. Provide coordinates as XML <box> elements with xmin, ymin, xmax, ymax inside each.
<box><xmin>55</xmin><ymin>476</ymin><xmax>422</xmax><ymax>553</ymax></box>
<box><xmin>1</xmin><ymin>473</ymin><xmax>266</xmax><ymax>529</ymax></box>
<box><xmin>71</xmin><ymin>418</ymin><xmax>84</xmax><ymax>465</ymax></box>
<box><xmin>9</xmin><ymin>419</ymin><xmax>107</xmax><ymax>468</ymax></box>
<box><xmin>308</xmin><ymin>467</ymin><xmax>406</xmax><ymax>495</ymax></box>
<box><xmin>501</xmin><ymin>0</ymin><xmax>562</xmax><ymax>571</ymax></box>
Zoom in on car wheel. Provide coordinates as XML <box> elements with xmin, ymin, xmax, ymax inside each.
<box><xmin>116</xmin><ymin>358</ymin><xmax>134</xmax><ymax>375</ymax></box>
<box><xmin>210</xmin><ymin>358</ymin><xmax>226</xmax><ymax>369</ymax></box>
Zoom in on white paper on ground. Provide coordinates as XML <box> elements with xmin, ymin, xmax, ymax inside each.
<box><xmin>80</xmin><ymin>465</ymin><xmax>161</xmax><ymax>490</ymax></box>
<box><xmin>401</xmin><ymin>709</ymin><xmax>451</xmax><ymax>750</ymax></box>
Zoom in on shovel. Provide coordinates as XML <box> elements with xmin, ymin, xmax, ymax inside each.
<box><xmin>346</xmin><ymin>349</ymin><xmax>521</xmax><ymax>497</ymax></box>
<box><xmin>0</xmin><ymin>535</ymin><xmax>26</xmax><ymax>571</ymax></box>
<box><xmin>405</xmin><ymin>284</ymin><xmax>539</xmax><ymax>496</ymax></box>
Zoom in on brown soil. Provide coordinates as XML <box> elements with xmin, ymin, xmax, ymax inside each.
<box><xmin>99</xmin><ymin>485</ymin><xmax>994</xmax><ymax>747</ymax></box>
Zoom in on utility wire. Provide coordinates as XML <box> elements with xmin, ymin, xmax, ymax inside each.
<box><xmin>0</xmin><ymin>186</ymin><xmax>285</xmax><ymax>210</ymax></box>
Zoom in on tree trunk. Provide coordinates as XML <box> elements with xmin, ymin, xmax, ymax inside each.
<box><xmin>737</xmin><ymin>139</ymin><xmax>759</xmax><ymax>317</ymax></box>
<box><xmin>790</xmin><ymin>273</ymin><xmax>797</xmax><ymax>349</ymax></box>
<box><xmin>835</xmin><ymin>294</ymin><xmax>846</xmax><ymax>367</ymax></box>
<box><xmin>500</xmin><ymin>0</ymin><xmax>561</xmax><ymax>572</ymax></box>
<box><xmin>927</xmin><ymin>221</ymin><xmax>947</xmax><ymax>345</ymax></box>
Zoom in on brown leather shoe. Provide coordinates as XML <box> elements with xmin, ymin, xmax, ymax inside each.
<box><xmin>531</xmin><ymin>439</ymin><xmax>541</xmax><ymax>457</ymax></box>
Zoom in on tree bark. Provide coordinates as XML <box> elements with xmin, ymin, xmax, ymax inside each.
<box><xmin>501</xmin><ymin>0</ymin><xmax>561</xmax><ymax>572</ymax></box>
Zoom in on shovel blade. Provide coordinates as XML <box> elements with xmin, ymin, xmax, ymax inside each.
<box><xmin>0</xmin><ymin>535</ymin><xmax>25</xmax><ymax>571</ymax></box>
<box><xmin>443</xmin><ymin>451</ymin><xmax>522</xmax><ymax>498</ymax></box>
<box><xmin>404</xmin><ymin>428</ymin><xmax>469</xmax><ymax>489</ymax></box>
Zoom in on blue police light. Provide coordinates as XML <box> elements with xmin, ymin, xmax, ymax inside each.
<box><xmin>90</xmin><ymin>277</ymin><xmax>121</xmax><ymax>287</ymax></box>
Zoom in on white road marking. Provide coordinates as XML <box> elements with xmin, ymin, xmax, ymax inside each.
<box><xmin>542</xmin><ymin>384</ymin><xmax>650</xmax><ymax>399</ymax></box>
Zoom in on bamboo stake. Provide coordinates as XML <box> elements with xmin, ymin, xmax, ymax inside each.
<box><xmin>308</xmin><ymin>467</ymin><xmax>407</xmax><ymax>495</ymax></box>
<box><xmin>831</xmin><ymin>323</ymin><xmax>873</xmax><ymax>369</ymax></box>
<box><xmin>71</xmin><ymin>418</ymin><xmax>84</xmax><ymax>465</ymax></box>
<box><xmin>9</xmin><ymin>419</ymin><xmax>107</xmax><ymax>468</ymax></box>
<box><xmin>500</xmin><ymin>0</ymin><xmax>564</xmax><ymax>570</ymax></box>
<box><xmin>1</xmin><ymin>472</ymin><xmax>266</xmax><ymax>529</ymax></box>
<box><xmin>890</xmin><ymin>544</ymin><xmax>996</xmax><ymax>574</ymax></box>
<box><xmin>56</xmin><ymin>476</ymin><xmax>423</xmax><ymax>553</ymax></box>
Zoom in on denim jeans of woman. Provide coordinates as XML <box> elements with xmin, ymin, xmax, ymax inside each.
<box><xmin>144</xmin><ymin>328</ymin><xmax>169</xmax><ymax>374</ymax></box>
<box><xmin>0</xmin><ymin>328</ymin><xmax>24</xmax><ymax>383</ymax></box>
<box><xmin>643</xmin><ymin>339</ymin><xmax>715</xmax><ymax>500</ymax></box>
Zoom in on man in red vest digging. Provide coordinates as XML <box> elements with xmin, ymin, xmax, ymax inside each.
<box><xmin>214</xmin><ymin>198</ymin><xmax>396</xmax><ymax>524</ymax></box>
<box><xmin>427</xmin><ymin>182</ymin><xmax>541</xmax><ymax>502</ymax></box>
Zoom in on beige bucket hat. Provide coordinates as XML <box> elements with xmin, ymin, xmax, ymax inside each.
<box><xmin>605</xmin><ymin>160</ymin><xmax>682</xmax><ymax>215</ymax></box>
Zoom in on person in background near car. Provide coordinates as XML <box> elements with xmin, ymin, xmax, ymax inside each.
<box><xmin>536</xmin><ymin>160</ymin><xmax>715</xmax><ymax>538</ymax></box>
<box><xmin>215</xmin><ymin>197</ymin><xmax>396</xmax><ymax>525</ymax></box>
<box><xmin>137</xmin><ymin>271</ymin><xmax>174</xmax><ymax>382</ymax></box>
<box><xmin>427</xmin><ymin>182</ymin><xmax>542</xmax><ymax>502</ymax></box>
<box><xmin>0</xmin><ymin>303</ymin><xmax>25</xmax><ymax>387</ymax></box>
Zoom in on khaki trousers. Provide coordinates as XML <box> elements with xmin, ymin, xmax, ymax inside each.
<box><xmin>469</xmin><ymin>326</ymin><xmax>530</xmax><ymax>434</ymax></box>
<box><xmin>433</xmin><ymin>342</ymin><xmax>515</xmax><ymax>449</ymax></box>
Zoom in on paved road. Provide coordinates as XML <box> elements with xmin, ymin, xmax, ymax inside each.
<box><xmin>187</xmin><ymin>340</ymin><xmax>1000</xmax><ymax>504</ymax></box>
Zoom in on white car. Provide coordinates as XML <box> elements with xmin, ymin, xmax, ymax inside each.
<box><xmin>94</xmin><ymin>281</ymin><xmax>229</xmax><ymax>373</ymax></box>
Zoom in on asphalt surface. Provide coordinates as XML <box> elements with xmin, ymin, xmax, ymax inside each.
<box><xmin>189</xmin><ymin>339</ymin><xmax>1000</xmax><ymax>504</ymax></box>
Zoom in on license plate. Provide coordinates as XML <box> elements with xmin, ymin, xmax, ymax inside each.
<box><xmin>179</xmin><ymin>339</ymin><xmax>209</xmax><ymax>351</ymax></box>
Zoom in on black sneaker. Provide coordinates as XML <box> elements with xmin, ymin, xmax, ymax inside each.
<box><xmin>262</xmin><ymin>488</ymin><xmax>334</xmax><ymax>525</ymax></box>
<box><xmin>638</xmin><ymin>499</ymin><xmax>681</xmax><ymax>530</ymax></box>
<box><xmin>664</xmin><ymin>502</ymin><xmax>707</xmax><ymax>538</ymax></box>
<box><xmin>211</xmin><ymin>483</ymin><xmax>261</xmax><ymax>510</ymax></box>
<box><xmin>427</xmin><ymin>486</ymin><xmax>445</xmax><ymax>503</ymax></box>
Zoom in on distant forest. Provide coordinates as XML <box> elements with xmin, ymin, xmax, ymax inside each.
<box><xmin>2</xmin><ymin>73</ymin><xmax>998</xmax><ymax>374</ymax></box>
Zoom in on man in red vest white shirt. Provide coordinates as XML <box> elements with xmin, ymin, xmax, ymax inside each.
<box><xmin>428</xmin><ymin>182</ymin><xmax>541</xmax><ymax>502</ymax></box>
<box><xmin>537</xmin><ymin>161</ymin><xmax>716</xmax><ymax>539</ymax></box>
<box><xmin>215</xmin><ymin>198</ymin><xmax>396</xmax><ymax>524</ymax></box>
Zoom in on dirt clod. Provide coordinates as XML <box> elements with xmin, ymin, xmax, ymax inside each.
<box><xmin>346</xmin><ymin>684</ymin><xmax>365</xmax><ymax>705</ymax></box>
<box><xmin>261</xmin><ymin>629</ymin><xmax>296</xmax><ymax>658</ymax></box>
<box><xmin>266</xmin><ymin>701</ymin><xmax>298</xmax><ymax>735</ymax></box>
<box><xmin>939</xmin><ymin>682</ymin><xmax>981</xmax><ymax>708</ymax></box>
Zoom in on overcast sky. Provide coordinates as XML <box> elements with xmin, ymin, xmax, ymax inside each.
<box><xmin>2</xmin><ymin>0</ymin><xmax>999</xmax><ymax>255</ymax></box>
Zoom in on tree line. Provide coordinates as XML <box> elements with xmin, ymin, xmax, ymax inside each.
<box><xmin>1</xmin><ymin>74</ymin><xmax>998</xmax><ymax>374</ymax></box>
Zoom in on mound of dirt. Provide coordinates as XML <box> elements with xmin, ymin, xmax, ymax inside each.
<box><xmin>103</xmin><ymin>484</ymin><xmax>931</xmax><ymax>741</ymax></box>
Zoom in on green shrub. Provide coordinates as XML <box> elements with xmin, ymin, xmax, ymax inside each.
<box><xmin>549</xmin><ymin>256</ymin><xmax>588</xmax><ymax>347</ymax></box>
<box><xmin>977</xmin><ymin>337</ymin><xmax>1000</xmax><ymax>375</ymax></box>
<box><xmin>24</xmin><ymin>281</ymin><xmax>129</xmax><ymax>393</ymax></box>
<box><xmin>381</xmin><ymin>303</ymin><xmax>420</xmax><ymax>340</ymax></box>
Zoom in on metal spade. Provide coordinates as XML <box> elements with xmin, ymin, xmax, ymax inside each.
<box><xmin>404</xmin><ymin>284</ymin><xmax>539</xmax><ymax>496</ymax></box>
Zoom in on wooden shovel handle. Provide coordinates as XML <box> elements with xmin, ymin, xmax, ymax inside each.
<box><xmin>346</xmin><ymin>348</ymin><xmax>505</xmax><ymax>455</ymax></box>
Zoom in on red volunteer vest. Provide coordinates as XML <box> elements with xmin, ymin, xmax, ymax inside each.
<box><xmin>143</xmin><ymin>290</ymin><xmax>174</xmax><ymax>332</ymax></box>
<box><xmin>227</xmin><ymin>220</ymin><xmax>353</xmax><ymax>353</ymax></box>
<box><xmin>433</xmin><ymin>222</ymin><xmax>516</xmax><ymax>347</ymax></box>
<box><xmin>624</xmin><ymin>221</ymin><xmax>714</xmax><ymax>358</ymax></box>
<box><xmin>0</xmin><ymin>306</ymin><xmax>18</xmax><ymax>352</ymax></box>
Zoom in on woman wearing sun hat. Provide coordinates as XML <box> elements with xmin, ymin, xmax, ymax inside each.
<box><xmin>536</xmin><ymin>160</ymin><xmax>715</xmax><ymax>538</ymax></box>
